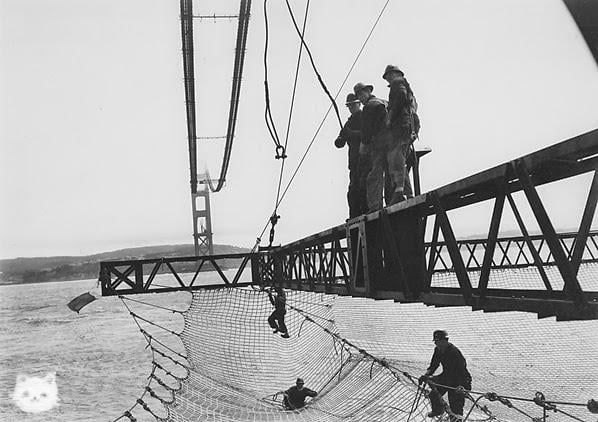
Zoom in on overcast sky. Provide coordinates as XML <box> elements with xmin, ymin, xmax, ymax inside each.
<box><xmin>1</xmin><ymin>0</ymin><xmax>598</xmax><ymax>259</ymax></box>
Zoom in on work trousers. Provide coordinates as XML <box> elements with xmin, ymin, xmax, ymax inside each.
<box><xmin>347</xmin><ymin>168</ymin><xmax>363</xmax><ymax>219</ymax></box>
<box><xmin>366</xmin><ymin>130</ymin><xmax>411</xmax><ymax>212</ymax></box>
<box><xmin>347</xmin><ymin>153</ymin><xmax>370</xmax><ymax>218</ymax></box>
<box><xmin>429</xmin><ymin>376</ymin><xmax>471</xmax><ymax>421</ymax></box>
<box><xmin>268</xmin><ymin>309</ymin><xmax>287</xmax><ymax>334</ymax></box>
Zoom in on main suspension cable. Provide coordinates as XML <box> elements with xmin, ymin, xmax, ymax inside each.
<box><xmin>262</xmin><ymin>0</ymin><xmax>285</xmax><ymax>158</ymax></box>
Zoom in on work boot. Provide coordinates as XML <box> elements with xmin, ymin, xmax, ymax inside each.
<box><xmin>426</xmin><ymin>410</ymin><xmax>444</xmax><ymax>418</ymax></box>
<box><xmin>273</xmin><ymin>329</ymin><xmax>279</xmax><ymax>334</ymax></box>
<box><xmin>390</xmin><ymin>191</ymin><xmax>406</xmax><ymax>205</ymax></box>
<box><xmin>280</xmin><ymin>332</ymin><xmax>290</xmax><ymax>338</ymax></box>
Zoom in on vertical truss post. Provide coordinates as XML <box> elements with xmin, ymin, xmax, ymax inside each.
<box><xmin>429</xmin><ymin>192</ymin><xmax>473</xmax><ymax>303</ymax></box>
<box><xmin>513</xmin><ymin>159</ymin><xmax>587</xmax><ymax>308</ymax></box>
<box><xmin>412</xmin><ymin>149</ymin><xmax>421</xmax><ymax>196</ymax></box>
<box><xmin>572</xmin><ymin>170</ymin><xmax>598</xmax><ymax>273</ymax></box>
<box><xmin>134</xmin><ymin>262</ymin><xmax>144</xmax><ymax>291</ymax></box>
<box><xmin>424</xmin><ymin>216</ymin><xmax>440</xmax><ymax>291</ymax></box>
<box><xmin>346</xmin><ymin>219</ymin><xmax>369</xmax><ymax>295</ymax></box>
<box><xmin>379</xmin><ymin>210</ymin><xmax>411</xmax><ymax>297</ymax></box>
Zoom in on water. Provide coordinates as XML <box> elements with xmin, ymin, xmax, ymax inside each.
<box><xmin>0</xmin><ymin>274</ymin><xmax>211</xmax><ymax>422</ymax></box>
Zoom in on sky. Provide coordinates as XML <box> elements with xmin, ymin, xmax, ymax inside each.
<box><xmin>1</xmin><ymin>0</ymin><xmax>598</xmax><ymax>259</ymax></box>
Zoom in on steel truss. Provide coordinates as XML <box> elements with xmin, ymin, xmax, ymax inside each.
<box><xmin>101</xmin><ymin>128</ymin><xmax>598</xmax><ymax>320</ymax></box>
<box><xmin>262</xmin><ymin>128</ymin><xmax>598</xmax><ymax>321</ymax></box>
<box><xmin>100</xmin><ymin>253</ymin><xmax>254</xmax><ymax>295</ymax></box>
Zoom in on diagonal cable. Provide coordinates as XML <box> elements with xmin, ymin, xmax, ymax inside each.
<box><xmin>274</xmin><ymin>0</ymin><xmax>310</xmax><ymax>212</ymax></box>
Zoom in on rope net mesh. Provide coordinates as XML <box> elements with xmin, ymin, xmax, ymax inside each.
<box><xmin>430</xmin><ymin>259</ymin><xmax>598</xmax><ymax>291</ymax></box>
<box><xmin>138</xmin><ymin>263</ymin><xmax>598</xmax><ymax>422</ymax></box>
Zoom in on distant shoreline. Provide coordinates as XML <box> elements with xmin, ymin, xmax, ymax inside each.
<box><xmin>0</xmin><ymin>243</ymin><xmax>249</xmax><ymax>286</ymax></box>
<box><xmin>0</xmin><ymin>265</ymin><xmax>243</xmax><ymax>287</ymax></box>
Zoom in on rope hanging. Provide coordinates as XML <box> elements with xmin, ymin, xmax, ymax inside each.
<box><xmin>255</xmin><ymin>0</ymin><xmax>393</xmax><ymax>252</ymax></box>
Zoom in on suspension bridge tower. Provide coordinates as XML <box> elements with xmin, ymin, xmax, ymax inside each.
<box><xmin>179</xmin><ymin>0</ymin><xmax>251</xmax><ymax>256</ymax></box>
<box><xmin>192</xmin><ymin>174</ymin><xmax>214</xmax><ymax>256</ymax></box>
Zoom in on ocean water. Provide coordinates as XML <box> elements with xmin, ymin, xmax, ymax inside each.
<box><xmin>0</xmin><ymin>275</ymin><xmax>201</xmax><ymax>422</ymax></box>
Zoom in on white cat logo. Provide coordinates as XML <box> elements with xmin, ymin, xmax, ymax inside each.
<box><xmin>12</xmin><ymin>372</ymin><xmax>60</xmax><ymax>413</ymax></box>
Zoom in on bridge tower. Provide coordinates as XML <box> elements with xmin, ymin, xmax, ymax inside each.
<box><xmin>192</xmin><ymin>175</ymin><xmax>214</xmax><ymax>256</ymax></box>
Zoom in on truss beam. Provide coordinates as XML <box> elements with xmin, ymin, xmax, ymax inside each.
<box><xmin>100</xmin><ymin>129</ymin><xmax>598</xmax><ymax>320</ymax></box>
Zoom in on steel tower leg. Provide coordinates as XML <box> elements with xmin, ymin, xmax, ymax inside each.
<box><xmin>192</xmin><ymin>181</ymin><xmax>214</xmax><ymax>256</ymax></box>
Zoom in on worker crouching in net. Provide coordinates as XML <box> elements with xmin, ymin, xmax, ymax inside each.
<box><xmin>419</xmin><ymin>330</ymin><xmax>472</xmax><ymax>420</ymax></box>
<box><xmin>267</xmin><ymin>286</ymin><xmax>289</xmax><ymax>338</ymax></box>
<box><xmin>281</xmin><ymin>378</ymin><xmax>317</xmax><ymax>410</ymax></box>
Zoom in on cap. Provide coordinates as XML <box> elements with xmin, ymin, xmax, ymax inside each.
<box><xmin>433</xmin><ymin>330</ymin><xmax>448</xmax><ymax>341</ymax></box>
<box><xmin>353</xmin><ymin>82</ymin><xmax>374</xmax><ymax>95</ymax></box>
<box><xmin>296</xmin><ymin>378</ymin><xmax>304</xmax><ymax>385</ymax></box>
<box><xmin>382</xmin><ymin>64</ymin><xmax>404</xmax><ymax>79</ymax></box>
<box><xmin>345</xmin><ymin>93</ymin><xmax>360</xmax><ymax>105</ymax></box>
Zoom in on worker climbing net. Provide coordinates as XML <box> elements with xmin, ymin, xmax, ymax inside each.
<box><xmin>113</xmin><ymin>265</ymin><xmax>598</xmax><ymax>422</ymax></box>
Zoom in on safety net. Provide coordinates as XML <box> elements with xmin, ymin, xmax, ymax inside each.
<box><xmin>116</xmin><ymin>263</ymin><xmax>598</xmax><ymax>422</ymax></box>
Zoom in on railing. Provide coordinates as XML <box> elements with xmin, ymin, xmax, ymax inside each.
<box><xmin>100</xmin><ymin>253</ymin><xmax>254</xmax><ymax>296</ymax></box>
<box><xmin>428</xmin><ymin>231</ymin><xmax>598</xmax><ymax>271</ymax></box>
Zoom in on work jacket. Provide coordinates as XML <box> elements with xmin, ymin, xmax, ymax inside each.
<box><xmin>387</xmin><ymin>77</ymin><xmax>420</xmax><ymax>139</ymax></box>
<box><xmin>360</xmin><ymin>95</ymin><xmax>387</xmax><ymax>145</ymax></box>
<box><xmin>284</xmin><ymin>386</ymin><xmax>317</xmax><ymax>409</ymax></box>
<box><xmin>335</xmin><ymin>110</ymin><xmax>362</xmax><ymax>171</ymax></box>
<box><xmin>427</xmin><ymin>342</ymin><xmax>472</xmax><ymax>386</ymax></box>
<box><xmin>269</xmin><ymin>291</ymin><xmax>286</xmax><ymax>310</ymax></box>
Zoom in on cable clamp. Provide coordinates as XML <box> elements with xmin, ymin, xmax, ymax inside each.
<box><xmin>275</xmin><ymin>145</ymin><xmax>287</xmax><ymax>159</ymax></box>
<box><xmin>268</xmin><ymin>214</ymin><xmax>280</xmax><ymax>247</ymax></box>
<box><xmin>533</xmin><ymin>392</ymin><xmax>556</xmax><ymax>412</ymax></box>
<box><xmin>123</xmin><ymin>410</ymin><xmax>137</xmax><ymax>422</ymax></box>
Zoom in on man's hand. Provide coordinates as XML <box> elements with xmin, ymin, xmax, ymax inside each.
<box><xmin>418</xmin><ymin>374</ymin><xmax>429</xmax><ymax>385</ymax></box>
<box><xmin>334</xmin><ymin>136</ymin><xmax>345</xmax><ymax>148</ymax></box>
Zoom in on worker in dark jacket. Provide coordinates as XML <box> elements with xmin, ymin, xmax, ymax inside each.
<box><xmin>382</xmin><ymin>64</ymin><xmax>420</xmax><ymax>203</ymax></box>
<box><xmin>282</xmin><ymin>378</ymin><xmax>317</xmax><ymax>410</ymax></box>
<box><xmin>335</xmin><ymin>93</ymin><xmax>367</xmax><ymax>218</ymax></box>
<box><xmin>420</xmin><ymin>330</ymin><xmax>472</xmax><ymax>420</ymax></box>
<box><xmin>267</xmin><ymin>286</ymin><xmax>289</xmax><ymax>338</ymax></box>
<box><xmin>353</xmin><ymin>82</ymin><xmax>394</xmax><ymax>212</ymax></box>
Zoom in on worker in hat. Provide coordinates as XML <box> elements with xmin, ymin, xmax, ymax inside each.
<box><xmin>353</xmin><ymin>82</ymin><xmax>396</xmax><ymax>212</ymax></box>
<box><xmin>382</xmin><ymin>64</ymin><xmax>420</xmax><ymax>203</ymax></box>
<box><xmin>281</xmin><ymin>377</ymin><xmax>317</xmax><ymax>410</ymax></box>
<box><xmin>419</xmin><ymin>330</ymin><xmax>472</xmax><ymax>420</ymax></box>
<box><xmin>334</xmin><ymin>93</ymin><xmax>368</xmax><ymax>218</ymax></box>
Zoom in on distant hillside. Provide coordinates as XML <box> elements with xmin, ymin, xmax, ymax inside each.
<box><xmin>0</xmin><ymin>244</ymin><xmax>250</xmax><ymax>286</ymax></box>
